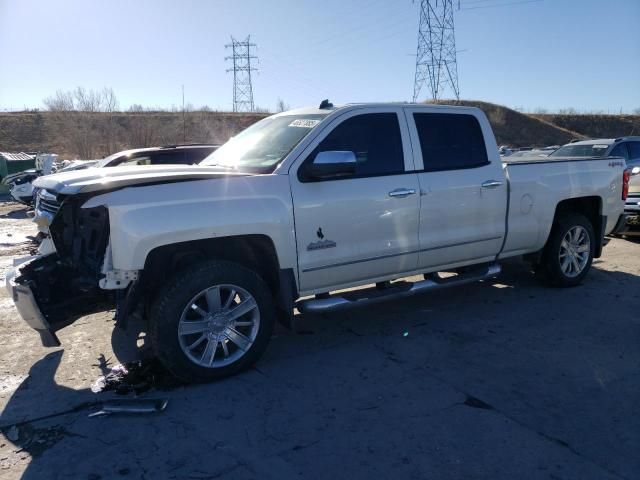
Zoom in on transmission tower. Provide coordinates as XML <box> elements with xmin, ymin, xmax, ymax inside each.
<box><xmin>225</xmin><ymin>36</ymin><xmax>258</xmax><ymax>112</ymax></box>
<box><xmin>412</xmin><ymin>0</ymin><xmax>460</xmax><ymax>102</ymax></box>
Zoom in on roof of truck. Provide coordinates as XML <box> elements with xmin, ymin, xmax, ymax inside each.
<box><xmin>280</xmin><ymin>103</ymin><xmax>481</xmax><ymax>117</ymax></box>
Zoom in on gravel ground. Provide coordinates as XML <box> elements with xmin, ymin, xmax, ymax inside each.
<box><xmin>0</xmin><ymin>198</ymin><xmax>638</xmax><ymax>480</ymax></box>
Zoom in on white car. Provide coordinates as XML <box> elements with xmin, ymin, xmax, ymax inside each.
<box><xmin>8</xmin><ymin>102</ymin><xmax>628</xmax><ymax>382</ymax></box>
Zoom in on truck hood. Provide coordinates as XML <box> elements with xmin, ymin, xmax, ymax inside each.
<box><xmin>33</xmin><ymin>165</ymin><xmax>249</xmax><ymax>195</ymax></box>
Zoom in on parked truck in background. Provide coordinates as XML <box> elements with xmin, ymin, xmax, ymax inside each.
<box><xmin>7</xmin><ymin>102</ymin><xmax>628</xmax><ymax>382</ymax></box>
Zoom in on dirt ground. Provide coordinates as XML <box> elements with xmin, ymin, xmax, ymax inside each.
<box><xmin>0</xmin><ymin>198</ymin><xmax>638</xmax><ymax>479</ymax></box>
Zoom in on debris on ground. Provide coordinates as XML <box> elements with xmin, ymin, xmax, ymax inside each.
<box><xmin>89</xmin><ymin>398</ymin><xmax>168</xmax><ymax>417</ymax></box>
<box><xmin>90</xmin><ymin>358</ymin><xmax>182</xmax><ymax>395</ymax></box>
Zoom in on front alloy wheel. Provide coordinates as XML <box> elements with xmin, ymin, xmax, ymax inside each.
<box><xmin>150</xmin><ymin>261</ymin><xmax>276</xmax><ymax>382</ymax></box>
<box><xmin>178</xmin><ymin>284</ymin><xmax>260</xmax><ymax>368</ymax></box>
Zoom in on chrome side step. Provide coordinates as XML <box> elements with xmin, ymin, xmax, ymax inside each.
<box><xmin>296</xmin><ymin>263</ymin><xmax>501</xmax><ymax>313</ymax></box>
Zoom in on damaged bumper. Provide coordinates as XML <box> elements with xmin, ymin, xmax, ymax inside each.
<box><xmin>5</xmin><ymin>258</ymin><xmax>61</xmax><ymax>347</ymax></box>
<box><xmin>6</xmin><ymin>253</ymin><xmax>115</xmax><ymax>348</ymax></box>
<box><xmin>8</xmin><ymin>190</ymin><xmax>122</xmax><ymax>347</ymax></box>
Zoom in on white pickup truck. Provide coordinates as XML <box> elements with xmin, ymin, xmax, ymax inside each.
<box><xmin>7</xmin><ymin>102</ymin><xmax>628</xmax><ymax>382</ymax></box>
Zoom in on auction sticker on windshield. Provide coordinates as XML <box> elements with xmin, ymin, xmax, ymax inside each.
<box><xmin>289</xmin><ymin>119</ymin><xmax>321</xmax><ymax>128</ymax></box>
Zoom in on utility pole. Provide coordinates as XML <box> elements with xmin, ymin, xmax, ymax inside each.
<box><xmin>182</xmin><ymin>84</ymin><xmax>186</xmax><ymax>142</ymax></box>
<box><xmin>225</xmin><ymin>36</ymin><xmax>258</xmax><ymax>112</ymax></box>
<box><xmin>413</xmin><ymin>0</ymin><xmax>460</xmax><ymax>103</ymax></box>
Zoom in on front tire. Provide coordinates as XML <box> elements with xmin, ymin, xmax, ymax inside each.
<box><xmin>149</xmin><ymin>260</ymin><xmax>276</xmax><ymax>382</ymax></box>
<box><xmin>537</xmin><ymin>213</ymin><xmax>595</xmax><ymax>287</ymax></box>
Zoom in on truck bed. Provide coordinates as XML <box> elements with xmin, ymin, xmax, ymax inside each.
<box><xmin>500</xmin><ymin>155</ymin><xmax>625</xmax><ymax>259</ymax></box>
<box><xmin>503</xmin><ymin>155</ymin><xmax>623</xmax><ymax>166</ymax></box>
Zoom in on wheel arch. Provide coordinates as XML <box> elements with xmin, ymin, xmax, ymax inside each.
<box><xmin>552</xmin><ymin>196</ymin><xmax>604</xmax><ymax>257</ymax></box>
<box><xmin>139</xmin><ymin>235</ymin><xmax>298</xmax><ymax>320</ymax></box>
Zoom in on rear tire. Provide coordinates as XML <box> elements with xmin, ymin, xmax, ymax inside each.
<box><xmin>536</xmin><ymin>213</ymin><xmax>595</xmax><ymax>288</ymax></box>
<box><xmin>149</xmin><ymin>260</ymin><xmax>276</xmax><ymax>383</ymax></box>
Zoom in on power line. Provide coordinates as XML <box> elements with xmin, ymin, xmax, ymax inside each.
<box><xmin>459</xmin><ymin>0</ymin><xmax>542</xmax><ymax>11</ymax></box>
<box><xmin>225</xmin><ymin>36</ymin><xmax>258</xmax><ymax>112</ymax></box>
<box><xmin>413</xmin><ymin>0</ymin><xmax>460</xmax><ymax>102</ymax></box>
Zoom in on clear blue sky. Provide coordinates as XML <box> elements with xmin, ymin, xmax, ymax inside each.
<box><xmin>1</xmin><ymin>0</ymin><xmax>638</xmax><ymax>113</ymax></box>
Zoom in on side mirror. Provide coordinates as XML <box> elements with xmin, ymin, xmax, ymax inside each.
<box><xmin>305</xmin><ymin>151</ymin><xmax>356</xmax><ymax>180</ymax></box>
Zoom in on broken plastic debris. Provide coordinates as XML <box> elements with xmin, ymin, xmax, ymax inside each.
<box><xmin>89</xmin><ymin>398</ymin><xmax>168</xmax><ymax>417</ymax></box>
<box><xmin>90</xmin><ymin>359</ymin><xmax>180</xmax><ymax>394</ymax></box>
<box><xmin>91</xmin><ymin>363</ymin><xmax>129</xmax><ymax>393</ymax></box>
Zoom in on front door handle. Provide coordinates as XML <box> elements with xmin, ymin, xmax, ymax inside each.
<box><xmin>481</xmin><ymin>180</ymin><xmax>503</xmax><ymax>189</ymax></box>
<box><xmin>388</xmin><ymin>188</ymin><xmax>416</xmax><ymax>198</ymax></box>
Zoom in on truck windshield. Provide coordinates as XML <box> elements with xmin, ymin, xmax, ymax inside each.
<box><xmin>549</xmin><ymin>144</ymin><xmax>609</xmax><ymax>157</ymax></box>
<box><xmin>200</xmin><ymin>114</ymin><xmax>326</xmax><ymax>172</ymax></box>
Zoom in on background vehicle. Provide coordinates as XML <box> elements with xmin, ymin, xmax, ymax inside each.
<box><xmin>8</xmin><ymin>103</ymin><xmax>627</xmax><ymax>383</ymax></box>
<box><xmin>622</xmin><ymin>168</ymin><xmax>640</xmax><ymax>234</ymax></box>
<box><xmin>3</xmin><ymin>154</ymin><xmax>58</xmax><ymax>204</ymax></box>
<box><xmin>6</xmin><ymin>144</ymin><xmax>220</xmax><ymax>205</ymax></box>
<box><xmin>549</xmin><ymin>137</ymin><xmax>640</xmax><ymax>167</ymax></box>
<box><xmin>96</xmin><ymin>144</ymin><xmax>220</xmax><ymax>168</ymax></box>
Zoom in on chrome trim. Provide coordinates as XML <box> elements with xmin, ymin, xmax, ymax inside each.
<box><xmin>420</xmin><ymin>235</ymin><xmax>503</xmax><ymax>253</ymax></box>
<box><xmin>388</xmin><ymin>188</ymin><xmax>416</xmax><ymax>198</ymax></box>
<box><xmin>298</xmin><ymin>264</ymin><xmax>501</xmax><ymax>313</ymax></box>
<box><xmin>481</xmin><ymin>180</ymin><xmax>503</xmax><ymax>189</ymax></box>
<box><xmin>34</xmin><ymin>189</ymin><xmax>61</xmax><ymax>227</ymax></box>
<box><xmin>303</xmin><ymin>249</ymin><xmax>413</xmax><ymax>273</ymax></box>
<box><xmin>302</xmin><ymin>236</ymin><xmax>503</xmax><ymax>273</ymax></box>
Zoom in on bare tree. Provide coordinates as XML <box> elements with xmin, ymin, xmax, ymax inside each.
<box><xmin>40</xmin><ymin>87</ymin><xmax>267</xmax><ymax>157</ymax></box>
<box><xmin>43</xmin><ymin>86</ymin><xmax>123</xmax><ymax>158</ymax></box>
<box><xmin>276</xmin><ymin>98</ymin><xmax>289</xmax><ymax>113</ymax></box>
<box><xmin>43</xmin><ymin>90</ymin><xmax>75</xmax><ymax>111</ymax></box>
<box><xmin>127</xmin><ymin>104</ymin><xmax>158</xmax><ymax>147</ymax></box>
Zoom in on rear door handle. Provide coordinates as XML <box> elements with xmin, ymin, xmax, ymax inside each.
<box><xmin>481</xmin><ymin>180</ymin><xmax>503</xmax><ymax>189</ymax></box>
<box><xmin>388</xmin><ymin>188</ymin><xmax>416</xmax><ymax>198</ymax></box>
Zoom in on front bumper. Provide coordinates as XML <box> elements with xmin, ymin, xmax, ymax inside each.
<box><xmin>5</xmin><ymin>259</ymin><xmax>61</xmax><ymax>347</ymax></box>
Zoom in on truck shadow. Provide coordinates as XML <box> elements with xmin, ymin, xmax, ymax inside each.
<box><xmin>292</xmin><ymin>258</ymin><xmax>588</xmax><ymax>329</ymax></box>
<box><xmin>1</xmin><ymin>258</ymin><xmax>639</xmax><ymax>477</ymax></box>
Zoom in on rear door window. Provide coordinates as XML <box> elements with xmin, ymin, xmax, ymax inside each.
<box><xmin>413</xmin><ymin>113</ymin><xmax>488</xmax><ymax>171</ymax></box>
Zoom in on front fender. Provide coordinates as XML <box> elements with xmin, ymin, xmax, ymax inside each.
<box><xmin>82</xmin><ymin>175</ymin><xmax>297</xmax><ymax>272</ymax></box>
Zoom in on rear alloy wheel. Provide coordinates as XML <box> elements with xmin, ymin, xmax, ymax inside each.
<box><xmin>150</xmin><ymin>261</ymin><xmax>275</xmax><ymax>382</ymax></box>
<box><xmin>558</xmin><ymin>226</ymin><xmax>591</xmax><ymax>278</ymax></box>
<box><xmin>537</xmin><ymin>213</ymin><xmax>595</xmax><ymax>287</ymax></box>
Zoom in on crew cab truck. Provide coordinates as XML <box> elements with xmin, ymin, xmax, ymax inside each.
<box><xmin>7</xmin><ymin>103</ymin><xmax>628</xmax><ymax>383</ymax></box>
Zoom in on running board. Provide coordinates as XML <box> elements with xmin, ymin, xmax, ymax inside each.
<box><xmin>297</xmin><ymin>264</ymin><xmax>501</xmax><ymax>313</ymax></box>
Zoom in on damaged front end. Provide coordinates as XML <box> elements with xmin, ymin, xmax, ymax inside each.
<box><xmin>6</xmin><ymin>190</ymin><xmax>115</xmax><ymax>346</ymax></box>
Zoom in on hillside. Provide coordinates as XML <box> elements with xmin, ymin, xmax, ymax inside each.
<box><xmin>531</xmin><ymin>113</ymin><xmax>640</xmax><ymax>139</ymax></box>
<box><xmin>1</xmin><ymin>102</ymin><xmax>638</xmax><ymax>158</ymax></box>
<box><xmin>0</xmin><ymin>111</ymin><xmax>269</xmax><ymax>159</ymax></box>
<box><xmin>433</xmin><ymin>100</ymin><xmax>585</xmax><ymax>147</ymax></box>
